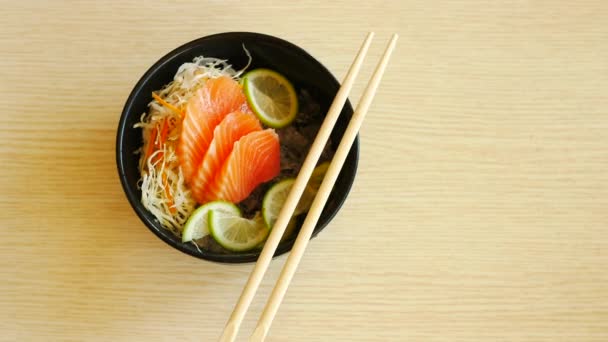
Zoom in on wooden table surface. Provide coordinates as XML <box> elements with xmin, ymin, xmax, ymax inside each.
<box><xmin>2</xmin><ymin>1</ymin><xmax>607</xmax><ymax>341</ymax></box>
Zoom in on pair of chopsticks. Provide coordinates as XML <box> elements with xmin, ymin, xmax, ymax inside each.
<box><xmin>220</xmin><ymin>32</ymin><xmax>398</xmax><ymax>342</ymax></box>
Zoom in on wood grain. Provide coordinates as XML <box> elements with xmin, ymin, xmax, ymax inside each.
<box><xmin>1</xmin><ymin>1</ymin><xmax>607</xmax><ymax>341</ymax></box>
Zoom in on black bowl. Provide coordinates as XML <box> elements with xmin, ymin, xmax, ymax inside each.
<box><xmin>116</xmin><ymin>32</ymin><xmax>359</xmax><ymax>263</ymax></box>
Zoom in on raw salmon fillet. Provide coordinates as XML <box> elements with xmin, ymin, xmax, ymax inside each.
<box><xmin>177</xmin><ymin>76</ymin><xmax>249</xmax><ymax>183</ymax></box>
<box><xmin>189</xmin><ymin>111</ymin><xmax>262</xmax><ymax>203</ymax></box>
<box><xmin>206</xmin><ymin>129</ymin><xmax>281</xmax><ymax>203</ymax></box>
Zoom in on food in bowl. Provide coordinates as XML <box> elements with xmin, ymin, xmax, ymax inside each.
<box><xmin>134</xmin><ymin>50</ymin><xmax>335</xmax><ymax>253</ymax></box>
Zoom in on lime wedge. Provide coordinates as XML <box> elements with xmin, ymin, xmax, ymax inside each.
<box><xmin>182</xmin><ymin>201</ymin><xmax>240</xmax><ymax>242</ymax></box>
<box><xmin>243</xmin><ymin>69</ymin><xmax>298</xmax><ymax>128</ymax></box>
<box><xmin>208</xmin><ymin>211</ymin><xmax>269</xmax><ymax>252</ymax></box>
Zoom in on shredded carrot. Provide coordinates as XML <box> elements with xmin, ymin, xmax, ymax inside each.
<box><xmin>152</xmin><ymin>92</ymin><xmax>184</xmax><ymax>117</ymax></box>
<box><xmin>152</xmin><ymin>152</ymin><xmax>164</xmax><ymax>164</ymax></box>
<box><xmin>159</xmin><ymin>119</ymin><xmax>169</xmax><ymax>144</ymax></box>
<box><xmin>162</xmin><ymin>172</ymin><xmax>176</xmax><ymax>214</ymax></box>
<box><xmin>150</xmin><ymin>119</ymin><xmax>170</xmax><ymax>164</ymax></box>
<box><xmin>144</xmin><ymin>126</ymin><xmax>158</xmax><ymax>165</ymax></box>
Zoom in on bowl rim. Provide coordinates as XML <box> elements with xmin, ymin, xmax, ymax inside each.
<box><xmin>116</xmin><ymin>31</ymin><xmax>359</xmax><ymax>263</ymax></box>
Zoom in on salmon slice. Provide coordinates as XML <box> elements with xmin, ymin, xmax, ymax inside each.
<box><xmin>205</xmin><ymin>129</ymin><xmax>281</xmax><ymax>203</ymax></box>
<box><xmin>177</xmin><ymin>76</ymin><xmax>249</xmax><ymax>183</ymax></box>
<box><xmin>189</xmin><ymin>111</ymin><xmax>262</xmax><ymax>203</ymax></box>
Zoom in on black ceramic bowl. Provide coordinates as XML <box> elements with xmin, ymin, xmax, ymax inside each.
<box><xmin>116</xmin><ymin>32</ymin><xmax>358</xmax><ymax>263</ymax></box>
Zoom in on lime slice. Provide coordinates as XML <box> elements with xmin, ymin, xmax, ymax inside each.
<box><xmin>295</xmin><ymin>162</ymin><xmax>330</xmax><ymax>211</ymax></box>
<box><xmin>182</xmin><ymin>201</ymin><xmax>240</xmax><ymax>242</ymax></box>
<box><xmin>263</xmin><ymin>179</ymin><xmax>301</xmax><ymax>227</ymax></box>
<box><xmin>263</xmin><ymin>179</ymin><xmax>295</xmax><ymax>222</ymax></box>
<box><xmin>308</xmin><ymin>161</ymin><xmax>330</xmax><ymax>191</ymax></box>
<box><xmin>280</xmin><ymin>217</ymin><xmax>299</xmax><ymax>242</ymax></box>
<box><xmin>243</xmin><ymin>69</ymin><xmax>298</xmax><ymax>128</ymax></box>
<box><xmin>208</xmin><ymin>211</ymin><xmax>269</xmax><ymax>252</ymax></box>
<box><xmin>254</xmin><ymin>216</ymin><xmax>298</xmax><ymax>249</ymax></box>
<box><xmin>262</xmin><ymin>179</ymin><xmax>303</xmax><ymax>242</ymax></box>
<box><xmin>262</xmin><ymin>162</ymin><xmax>330</xmax><ymax>235</ymax></box>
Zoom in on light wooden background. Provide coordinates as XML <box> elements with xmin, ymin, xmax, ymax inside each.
<box><xmin>2</xmin><ymin>1</ymin><xmax>607</xmax><ymax>341</ymax></box>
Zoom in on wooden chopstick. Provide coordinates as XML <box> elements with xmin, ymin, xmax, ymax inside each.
<box><xmin>250</xmin><ymin>33</ymin><xmax>399</xmax><ymax>342</ymax></box>
<box><xmin>219</xmin><ymin>32</ymin><xmax>375</xmax><ymax>342</ymax></box>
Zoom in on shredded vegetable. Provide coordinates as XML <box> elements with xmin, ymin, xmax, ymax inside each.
<box><xmin>134</xmin><ymin>48</ymin><xmax>252</xmax><ymax>234</ymax></box>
